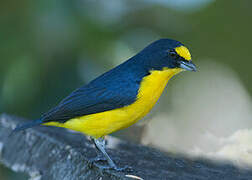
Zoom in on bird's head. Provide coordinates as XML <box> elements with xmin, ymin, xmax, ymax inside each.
<box><xmin>139</xmin><ymin>39</ymin><xmax>197</xmax><ymax>72</ymax></box>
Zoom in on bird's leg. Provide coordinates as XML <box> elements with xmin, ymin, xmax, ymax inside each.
<box><xmin>90</xmin><ymin>137</ymin><xmax>132</xmax><ymax>172</ymax></box>
<box><xmin>92</xmin><ymin>137</ymin><xmax>117</xmax><ymax>168</ymax></box>
<box><xmin>90</xmin><ymin>138</ymin><xmax>107</xmax><ymax>162</ymax></box>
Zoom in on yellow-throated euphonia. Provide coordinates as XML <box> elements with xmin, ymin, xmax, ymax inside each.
<box><xmin>14</xmin><ymin>39</ymin><xmax>197</xmax><ymax>171</ymax></box>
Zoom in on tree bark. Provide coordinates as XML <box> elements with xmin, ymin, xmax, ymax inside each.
<box><xmin>0</xmin><ymin>114</ymin><xmax>252</xmax><ymax>180</ymax></box>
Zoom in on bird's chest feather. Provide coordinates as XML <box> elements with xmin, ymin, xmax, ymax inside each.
<box><xmin>62</xmin><ymin>68</ymin><xmax>182</xmax><ymax>138</ymax></box>
<box><xmin>126</xmin><ymin>68</ymin><xmax>182</xmax><ymax>119</ymax></box>
<box><xmin>99</xmin><ymin>68</ymin><xmax>182</xmax><ymax>130</ymax></box>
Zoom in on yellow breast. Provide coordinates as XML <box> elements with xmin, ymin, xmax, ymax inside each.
<box><xmin>45</xmin><ymin>68</ymin><xmax>182</xmax><ymax>138</ymax></box>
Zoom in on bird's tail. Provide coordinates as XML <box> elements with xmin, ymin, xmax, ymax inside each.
<box><xmin>13</xmin><ymin>119</ymin><xmax>43</xmax><ymax>133</ymax></box>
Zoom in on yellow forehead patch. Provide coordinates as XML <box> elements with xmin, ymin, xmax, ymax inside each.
<box><xmin>175</xmin><ymin>46</ymin><xmax>191</xmax><ymax>61</ymax></box>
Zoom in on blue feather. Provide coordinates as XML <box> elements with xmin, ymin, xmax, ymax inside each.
<box><xmin>13</xmin><ymin>39</ymin><xmax>184</xmax><ymax>126</ymax></box>
<box><xmin>12</xmin><ymin>119</ymin><xmax>43</xmax><ymax>132</ymax></box>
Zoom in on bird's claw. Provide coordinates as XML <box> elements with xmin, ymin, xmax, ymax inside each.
<box><xmin>89</xmin><ymin>156</ymin><xmax>107</xmax><ymax>163</ymax></box>
<box><xmin>102</xmin><ymin>164</ymin><xmax>133</xmax><ymax>172</ymax></box>
<box><xmin>113</xmin><ymin>165</ymin><xmax>133</xmax><ymax>172</ymax></box>
<box><xmin>92</xmin><ymin>162</ymin><xmax>133</xmax><ymax>173</ymax></box>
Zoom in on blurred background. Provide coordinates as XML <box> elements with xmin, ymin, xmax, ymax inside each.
<box><xmin>1</xmin><ymin>0</ymin><xmax>252</xmax><ymax>179</ymax></box>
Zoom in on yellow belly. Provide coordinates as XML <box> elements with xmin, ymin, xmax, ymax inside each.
<box><xmin>44</xmin><ymin>68</ymin><xmax>182</xmax><ymax>138</ymax></box>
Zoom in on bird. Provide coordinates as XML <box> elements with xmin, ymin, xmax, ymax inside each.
<box><xmin>13</xmin><ymin>38</ymin><xmax>197</xmax><ymax>171</ymax></box>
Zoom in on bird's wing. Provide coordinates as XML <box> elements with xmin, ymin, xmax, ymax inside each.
<box><xmin>41</xmin><ymin>84</ymin><xmax>138</xmax><ymax>123</ymax></box>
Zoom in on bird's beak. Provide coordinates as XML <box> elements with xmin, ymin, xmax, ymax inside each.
<box><xmin>179</xmin><ymin>60</ymin><xmax>197</xmax><ymax>72</ymax></box>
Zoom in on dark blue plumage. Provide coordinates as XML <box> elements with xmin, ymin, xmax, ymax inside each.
<box><xmin>12</xmin><ymin>38</ymin><xmax>198</xmax><ymax>172</ymax></box>
<box><xmin>14</xmin><ymin>39</ymin><xmax>188</xmax><ymax>130</ymax></box>
<box><xmin>42</xmin><ymin>59</ymin><xmax>148</xmax><ymax>123</ymax></box>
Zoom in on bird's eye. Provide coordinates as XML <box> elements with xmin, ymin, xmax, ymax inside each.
<box><xmin>168</xmin><ymin>50</ymin><xmax>177</xmax><ymax>58</ymax></box>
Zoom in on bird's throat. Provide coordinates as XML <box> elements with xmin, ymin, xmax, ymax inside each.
<box><xmin>136</xmin><ymin>68</ymin><xmax>183</xmax><ymax>107</ymax></box>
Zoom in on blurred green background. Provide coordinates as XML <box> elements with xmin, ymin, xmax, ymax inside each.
<box><xmin>1</xmin><ymin>0</ymin><xmax>252</xmax><ymax>179</ymax></box>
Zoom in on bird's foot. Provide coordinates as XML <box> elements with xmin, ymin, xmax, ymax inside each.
<box><xmin>89</xmin><ymin>156</ymin><xmax>133</xmax><ymax>172</ymax></box>
<box><xmin>95</xmin><ymin>163</ymin><xmax>133</xmax><ymax>172</ymax></box>
<box><xmin>112</xmin><ymin>165</ymin><xmax>133</xmax><ymax>172</ymax></box>
<box><xmin>89</xmin><ymin>155</ymin><xmax>107</xmax><ymax>163</ymax></box>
